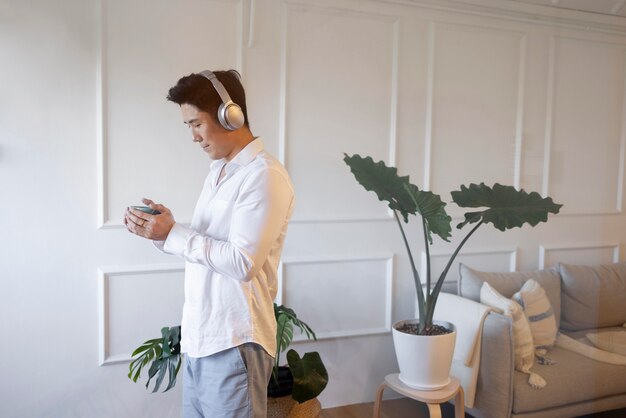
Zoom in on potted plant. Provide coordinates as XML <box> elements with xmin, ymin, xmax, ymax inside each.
<box><xmin>343</xmin><ymin>153</ymin><xmax>561</xmax><ymax>390</ymax></box>
<box><xmin>128</xmin><ymin>304</ymin><xmax>328</xmax><ymax>417</ymax></box>
<box><xmin>267</xmin><ymin>303</ymin><xmax>328</xmax><ymax>418</ymax></box>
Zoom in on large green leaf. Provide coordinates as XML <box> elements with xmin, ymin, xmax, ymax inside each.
<box><xmin>161</xmin><ymin>327</ymin><xmax>172</xmax><ymax>358</ymax></box>
<box><xmin>131</xmin><ymin>339</ymin><xmax>161</xmax><ymax>357</ymax></box>
<box><xmin>343</xmin><ymin>154</ymin><xmax>452</xmax><ymax>243</ymax></box>
<box><xmin>287</xmin><ymin>350</ymin><xmax>329</xmax><ymax>403</ymax></box>
<box><xmin>128</xmin><ymin>325</ymin><xmax>181</xmax><ymax>393</ymax></box>
<box><xmin>452</xmin><ymin>183</ymin><xmax>562</xmax><ymax>231</ymax></box>
<box><xmin>276</xmin><ymin>314</ymin><xmax>294</xmax><ymax>355</ymax></box>
<box><xmin>404</xmin><ymin>183</ymin><xmax>452</xmax><ymax>243</ymax></box>
<box><xmin>273</xmin><ymin>303</ymin><xmax>318</xmax><ymax>384</ymax></box>
<box><xmin>343</xmin><ymin>153</ymin><xmax>416</xmax><ymax>222</ymax></box>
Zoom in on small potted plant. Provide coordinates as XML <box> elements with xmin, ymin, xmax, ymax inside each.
<box><xmin>343</xmin><ymin>153</ymin><xmax>561</xmax><ymax>390</ymax></box>
<box><xmin>128</xmin><ymin>304</ymin><xmax>328</xmax><ymax>418</ymax></box>
<box><xmin>267</xmin><ymin>303</ymin><xmax>328</xmax><ymax>418</ymax></box>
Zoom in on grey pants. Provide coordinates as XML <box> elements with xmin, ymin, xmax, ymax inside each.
<box><xmin>183</xmin><ymin>343</ymin><xmax>274</xmax><ymax>418</ymax></box>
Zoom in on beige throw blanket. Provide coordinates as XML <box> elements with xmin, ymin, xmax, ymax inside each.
<box><xmin>585</xmin><ymin>327</ymin><xmax>626</xmax><ymax>356</ymax></box>
<box><xmin>556</xmin><ymin>327</ymin><xmax>626</xmax><ymax>365</ymax></box>
<box><xmin>434</xmin><ymin>293</ymin><xmax>494</xmax><ymax>408</ymax></box>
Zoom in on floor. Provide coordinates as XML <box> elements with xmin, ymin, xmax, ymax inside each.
<box><xmin>320</xmin><ymin>399</ymin><xmax>626</xmax><ymax>418</ymax></box>
<box><xmin>320</xmin><ymin>398</ymin><xmax>467</xmax><ymax>418</ymax></box>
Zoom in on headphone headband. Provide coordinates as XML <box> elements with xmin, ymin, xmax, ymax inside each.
<box><xmin>199</xmin><ymin>70</ymin><xmax>233</xmax><ymax>105</ymax></box>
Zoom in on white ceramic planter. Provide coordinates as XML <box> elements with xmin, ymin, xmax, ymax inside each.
<box><xmin>392</xmin><ymin>319</ymin><xmax>456</xmax><ymax>390</ymax></box>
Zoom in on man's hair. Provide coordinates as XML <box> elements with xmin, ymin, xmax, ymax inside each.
<box><xmin>166</xmin><ymin>70</ymin><xmax>250</xmax><ymax>129</ymax></box>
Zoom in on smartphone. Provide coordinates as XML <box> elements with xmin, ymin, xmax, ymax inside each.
<box><xmin>131</xmin><ymin>205</ymin><xmax>161</xmax><ymax>215</ymax></box>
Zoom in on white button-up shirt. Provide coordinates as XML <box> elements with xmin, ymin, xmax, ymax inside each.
<box><xmin>155</xmin><ymin>138</ymin><xmax>294</xmax><ymax>358</ymax></box>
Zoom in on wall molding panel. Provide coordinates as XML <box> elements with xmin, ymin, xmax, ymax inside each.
<box><xmin>542</xmin><ymin>34</ymin><xmax>556</xmax><ymax>201</ymax></box>
<box><xmin>539</xmin><ymin>242</ymin><xmax>620</xmax><ymax>268</ymax></box>
<box><xmin>543</xmin><ymin>34</ymin><xmax>626</xmax><ymax>215</ymax></box>
<box><xmin>618</xmin><ymin>46</ymin><xmax>626</xmax><ymax>213</ymax></box>
<box><xmin>98</xmin><ymin>264</ymin><xmax>184</xmax><ymax>366</ymax></box>
<box><xmin>278</xmin><ymin>254</ymin><xmax>394</xmax><ymax>340</ymax></box>
<box><xmin>514</xmin><ymin>32</ymin><xmax>528</xmax><ymax>191</ymax></box>
<box><xmin>96</xmin><ymin>0</ymin><xmax>108</xmax><ymax>229</ymax></box>
<box><xmin>281</xmin><ymin>3</ymin><xmax>400</xmax><ymax>223</ymax></box>
<box><xmin>280</xmin><ymin>4</ymin><xmax>401</xmax><ymax>167</ymax></box>
<box><xmin>423</xmin><ymin>21</ymin><xmax>436</xmax><ymax>191</ymax></box>
<box><xmin>424</xmin><ymin>21</ymin><xmax>527</xmax><ymax>201</ymax></box>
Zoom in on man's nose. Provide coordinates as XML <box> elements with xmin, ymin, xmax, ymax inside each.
<box><xmin>192</xmin><ymin>133</ymin><xmax>201</xmax><ymax>142</ymax></box>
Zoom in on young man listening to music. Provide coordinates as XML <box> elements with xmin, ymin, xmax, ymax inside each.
<box><xmin>125</xmin><ymin>70</ymin><xmax>294</xmax><ymax>418</ymax></box>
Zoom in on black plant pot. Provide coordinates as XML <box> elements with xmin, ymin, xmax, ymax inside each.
<box><xmin>267</xmin><ymin>366</ymin><xmax>293</xmax><ymax>398</ymax></box>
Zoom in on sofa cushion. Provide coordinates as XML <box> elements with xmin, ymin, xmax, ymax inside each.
<box><xmin>458</xmin><ymin>263</ymin><xmax>561</xmax><ymax>327</ymax></box>
<box><xmin>480</xmin><ymin>282</ymin><xmax>535</xmax><ymax>373</ymax></box>
<box><xmin>513</xmin><ymin>279</ymin><xmax>558</xmax><ymax>351</ymax></box>
<box><xmin>559</xmin><ymin>262</ymin><xmax>626</xmax><ymax>331</ymax></box>
<box><xmin>512</xmin><ymin>343</ymin><xmax>626</xmax><ymax>414</ymax></box>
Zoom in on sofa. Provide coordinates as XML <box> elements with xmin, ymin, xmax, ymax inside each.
<box><xmin>449</xmin><ymin>261</ymin><xmax>626</xmax><ymax>418</ymax></box>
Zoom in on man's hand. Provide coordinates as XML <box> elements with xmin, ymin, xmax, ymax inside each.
<box><xmin>124</xmin><ymin>198</ymin><xmax>175</xmax><ymax>241</ymax></box>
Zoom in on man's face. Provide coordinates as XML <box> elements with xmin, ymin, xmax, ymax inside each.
<box><xmin>180</xmin><ymin>103</ymin><xmax>235</xmax><ymax>161</ymax></box>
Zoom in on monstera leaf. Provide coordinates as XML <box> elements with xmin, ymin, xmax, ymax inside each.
<box><xmin>452</xmin><ymin>183</ymin><xmax>562</xmax><ymax>231</ymax></box>
<box><xmin>343</xmin><ymin>153</ymin><xmax>415</xmax><ymax>222</ymax></box>
<box><xmin>343</xmin><ymin>154</ymin><xmax>452</xmax><ymax>243</ymax></box>
<box><xmin>128</xmin><ymin>326</ymin><xmax>181</xmax><ymax>393</ymax></box>
<box><xmin>273</xmin><ymin>303</ymin><xmax>316</xmax><ymax>382</ymax></box>
<box><xmin>287</xmin><ymin>350</ymin><xmax>329</xmax><ymax>403</ymax></box>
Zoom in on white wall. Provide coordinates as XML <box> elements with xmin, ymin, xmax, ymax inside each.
<box><xmin>2</xmin><ymin>0</ymin><xmax>626</xmax><ymax>416</ymax></box>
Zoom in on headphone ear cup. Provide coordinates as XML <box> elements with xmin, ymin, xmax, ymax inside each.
<box><xmin>200</xmin><ymin>70</ymin><xmax>246</xmax><ymax>130</ymax></box>
<box><xmin>218</xmin><ymin>102</ymin><xmax>245</xmax><ymax>131</ymax></box>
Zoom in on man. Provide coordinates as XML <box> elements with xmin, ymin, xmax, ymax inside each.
<box><xmin>124</xmin><ymin>69</ymin><xmax>295</xmax><ymax>418</ymax></box>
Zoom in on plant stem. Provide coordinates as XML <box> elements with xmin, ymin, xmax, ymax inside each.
<box><xmin>272</xmin><ymin>349</ymin><xmax>280</xmax><ymax>382</ymax></box>
<box><xmin>394</xmin><ymin>210</ymin><xmax>425</xmax><ymax>321</ymax></box>
<box><xmin>426</xmin><ymin>220</ymin><xmax>484</xmax><ymax>322</ymax></box>
<box><xmin>421</xmin><ymin>216</ymin><xmax>431</xmax><ymax>303</ymax></box>
<box><xmin>273</xmin><ymin>321</ymin><xmax>284</xmax><ymax>381</ymax></box>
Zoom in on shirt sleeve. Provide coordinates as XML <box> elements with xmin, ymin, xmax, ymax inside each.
<box><xmin>159</xmin><ymin>167</ymin><xmax>294</xmax><ymax>282</ymax></box>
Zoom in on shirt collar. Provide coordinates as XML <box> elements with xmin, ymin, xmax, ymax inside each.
<box><xmin>228</xmin><ymin>137</ymin><xmax>264</xmax><ymax>168</ymax></box>
<box><xmin>209</xmin><ymin>137</ymin><xmax>264</xmax><ymax>173</ymax></box>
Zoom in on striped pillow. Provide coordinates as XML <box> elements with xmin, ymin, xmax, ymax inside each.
<box><xmin>480</xmin><ymin>282</ymin><xmax>535</xmax><ymax>373</ymax></box>
<box><xmin>514</xmin><ymin>279</ymin><xmax>558</xmax><ymax>353</ymax></box>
